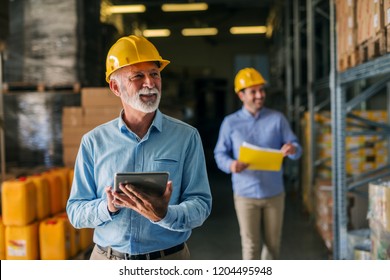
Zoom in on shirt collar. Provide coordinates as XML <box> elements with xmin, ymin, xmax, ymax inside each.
<box><xmin>240</xmin><ymin>106</ymin><xmax>265</xmax><ymax>119</ymax></box>
<box><xmin>117</xmin><ymin>109</ymin><xmax>163</xmax><ymax>133</ymax></box>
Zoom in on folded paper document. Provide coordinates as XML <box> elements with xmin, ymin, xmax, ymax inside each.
<box><xmin>238</xmin><ymin>142</ymin><xmax>284</xmax><ymax>171</ymax></box>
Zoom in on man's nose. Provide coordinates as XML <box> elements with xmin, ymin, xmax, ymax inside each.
<box><xmin>143</xmin><ymin>75</ymin><xmax>155</xmax><ymax>88</ymax></box>
<box><xmin>255</xmin><ymin>90</ymin><xmax>264</xmax><ymax>97</ymax></box>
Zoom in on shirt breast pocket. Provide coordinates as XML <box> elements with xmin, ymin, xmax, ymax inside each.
<box><xmin>152</xmin><ymin>157</ymin><xmax>179</xmax><ymax>176</ymax></box>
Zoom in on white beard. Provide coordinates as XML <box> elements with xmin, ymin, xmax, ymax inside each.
<box><xmin>122</xmin><ymin>87</ymin><xmax>161</xmax><ymax>113</ymax></box>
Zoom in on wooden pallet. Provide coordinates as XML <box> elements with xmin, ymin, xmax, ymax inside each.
<box><xmin>358</xmin><ymin>29</ymin><xmax>387</xmax><ymax>63</ymax></box>
<box><xmin>2</xmin><ymin>82</ymin><xmax>81</xmax><ymax>93</ymax></box>
<box><xmin>338</xmin><ymin>50</ymin><xmax>359</xmax><ymax>72</ymax></box>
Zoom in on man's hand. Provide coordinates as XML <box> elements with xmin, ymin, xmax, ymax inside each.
<box><xmin>230</xmin><ymin>160</ymin><xmax>249</xmax><ymax>173</ymax></box>
<box><xmin>112</xmin><ymin>181</ymin><xmax>173</xmax><ymax>222</ymax></box>
<box><xmin>281</xmin><ymin>142</ymin><xmax>296</xmax><ymax>157</ymax></box>
<box><xmin>105</xmin><ymin>186</ymin><xmax>120</xmax><ymax>214</ymax></box>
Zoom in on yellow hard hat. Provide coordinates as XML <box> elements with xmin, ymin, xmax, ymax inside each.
<box><xmin>234</xmin><ymin>68</ymin><xmax>267</xmax><ymax>93</ymax></box>
<box><xmin>105</xmin><ymin>35</ymin><xmax>170</xmax><ymax>83</ymax></box>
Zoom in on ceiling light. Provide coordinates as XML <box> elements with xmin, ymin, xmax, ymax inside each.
<box><xmin>108</xmin><ymin>5</ymin><xmax>146</xmax><ymax>14</ymax></box>
<box><xmin>143</xmin><ymin>29</ymin><xmax>171</xmax><ymax>38</ymax></box>
<box><xmin>230</xmin><ymin>26</ymin><xmax>267</xmax><ymax>34</ymax></box>
<box><xmin>181</xmin><ymin>28</ymin><xmax>218</xmax><ymax>36</ymax></box>
<box><xmin>162</xmin><ymin>3</ymin><xmax>208</xmax><ymax>12</ymax></box>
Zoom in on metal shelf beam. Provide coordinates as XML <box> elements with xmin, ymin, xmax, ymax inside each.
<box><xmin>339</xmin><ymin>54</ymin><xmax>390</xmax><ymax>85</ymax></box>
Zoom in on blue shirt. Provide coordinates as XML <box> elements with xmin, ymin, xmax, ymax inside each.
<box><xmin>214</xmin><ymin>107</ymin><xmax>302</xmax><ymax>199</ymax></box>
<box><xmin>66</xmin><ymin>110</ymin><xmax>212</xmax><ymax>255</ymax></box>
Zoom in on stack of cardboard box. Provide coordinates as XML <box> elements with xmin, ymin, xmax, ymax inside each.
<box><xmin>62</xmin><ymin>88</ymin><xmax>122</xmax><ymax>167</ymax></box>
<box><xmin>336</xmin><ymin>0</ymin><xmax>359</xmax><ymax>71</ymax></box>
<box><xmin>302</xmin><ymin>110</ymin><xmax>388</xmax><ymax>252</ymax></box>
<box><xmin>336</xmin><ymin>0</ymin><xmax>390</xmax><ymax>71</ymax></box>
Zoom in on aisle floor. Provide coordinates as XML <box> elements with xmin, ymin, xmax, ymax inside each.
<box><xmin>187</xmin><ymin>171</ymin><xmax>330</xmax><ymax>260</ymax></box>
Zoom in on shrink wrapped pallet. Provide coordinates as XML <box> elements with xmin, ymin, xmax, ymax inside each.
<box><xmin>5</xmin><ymin>0</ymin><xmax>78</xmax><ymax>85</ymax></box>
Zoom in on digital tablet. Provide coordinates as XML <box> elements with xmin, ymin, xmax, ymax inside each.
<box><xmin>114</xmin><ymin>172</ymin><xmax>169</xmax><ymax>196</ymax></box>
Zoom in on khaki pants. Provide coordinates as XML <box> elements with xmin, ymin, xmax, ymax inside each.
<box><xmin>90</xmin><ymin>243</ymin><xmax>191</xmax><ymax>260</ymax></box>
<box><xmin>234</xmin><ymin>193</ymin><xmax>285</xmax><ymax>260</ymax></box>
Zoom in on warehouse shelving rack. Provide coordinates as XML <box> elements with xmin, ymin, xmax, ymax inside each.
<box><xmin>285</xmin><ymin>0</ymin><xmax>390</xmax><ymax>259</ymax></box>
<box><xmin>283</xmin><ymin>0</ymin><xmax>332</xmax><ymax>196</ymax></box>
<box><xmin>284</xmin><ymin>0</ymin><xmax>331</xmax><ymax>214</ymax></box>
<box><xmin>328</xmin><ymin>1</ymin><xmax>390</xmax><ymax>259</ymax></box>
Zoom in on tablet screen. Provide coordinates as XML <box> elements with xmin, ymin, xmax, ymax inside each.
<box><xmin>114</xmin><ymin>172</ymin><xmax>169</xmax><ymax>196</ymax></box>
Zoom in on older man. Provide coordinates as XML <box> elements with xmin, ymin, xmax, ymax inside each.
<box><xmin>67</xmin><ymin>35</ymin><xmax>212</xmax><ymax>260</ymax></box>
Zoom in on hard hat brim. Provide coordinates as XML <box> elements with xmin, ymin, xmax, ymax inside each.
<box><xmin>106</xmin><ymin>59</ymin><xmax>170</xmax><ymax>83</ymax></box>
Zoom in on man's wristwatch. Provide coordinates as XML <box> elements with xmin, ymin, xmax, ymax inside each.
<box><xmin>108</xmin><ymin>209</ymin><xmax>120</xmax><ymax>217</ymax></box>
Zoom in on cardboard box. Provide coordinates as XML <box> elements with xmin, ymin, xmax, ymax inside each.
<box><xmin>357</xmin><ymin>0</ymin><xmax>373</xmax><ymax>44</ymax></box>
<box><xmin>83</xmin><ymin>106</ymin><xmax>122</xmax><ymax>117</ymax></box>
<box><xmin>83</xmin><ymin>106</ymin><xmax>122</xmax><ymax>126</ymax></box>
<box><xmin>81</xmin><ymin>87</ymin><xmax>122</xmax><ymax>107</ymax></box>
<box><xmin>336</xmin><ymin>0</ymin><xmax>358</xmax><ymax>71</ymax></box>
<box><xmin>63</xmin><ymin>146</ymin><xmax>79</xmax><ymax>167</ymax></box>
<box><xmin>62</xmin><ymin>107</ymin><xmax>83</xmax><ymax>127</ymax></box>
<box><xmin>372</xmin><ymin>0</ymin><xmax>385</xmax><ymax>33</ymax></box>
<box><xmin>62</xmin><ymin>126</ymin><xmax>91</xmax><ymax>146</ymax></box>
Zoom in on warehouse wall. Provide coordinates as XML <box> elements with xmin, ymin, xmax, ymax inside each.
<box><xmin>0</xmin><ymin>0</ymin><xmax>8</xmax><ymax>43</ymax></box>
<box><xmin>2</xmin><ymin>2</ymin><xmax>276</xmax><ymax>170</ymax></box>
<box><xmin>155</xmin><ymin>35</ymin><xmax>270</xmax><ymax>115</ymax></box>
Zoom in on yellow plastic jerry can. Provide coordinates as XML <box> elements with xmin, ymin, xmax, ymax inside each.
<box><xmin>5</xmin><ymin>222</ymin><xmax>39</xmax><ymax>260</ymax></box>
<box><xmin>1</xmin><ymin>178</ymin><xmax>37</xmax><ymax>226</ymax></box>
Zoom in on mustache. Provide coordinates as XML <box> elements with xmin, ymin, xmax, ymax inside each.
<box><xmin>138</xmin><ymin>88</ymin><xmax>160</xmax><ymax>95</ymax></box>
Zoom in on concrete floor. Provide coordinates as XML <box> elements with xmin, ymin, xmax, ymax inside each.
<box><xmin>187</xmin><ymin>170</ymin><xmax>330</xmax><ymax>260</ymax></box>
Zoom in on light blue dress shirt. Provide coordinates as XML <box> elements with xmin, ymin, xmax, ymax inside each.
<box><xmin>66</xmin><ymin>110</ymin><xmax>212</xmax><ymax>255</ymax></box>
<box><xmin>214</xmin><ymin>107</ymin><xmax>302</xmax><ymax>199</ymax></box>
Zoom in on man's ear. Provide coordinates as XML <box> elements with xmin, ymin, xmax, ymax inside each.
<box><xmin>237</xmin><ymin>90</ymin><xmax>245</xmax><ymax>102</ymax></box>
<box><xmin>109</xmin><ymin>80</ymin><xmax>121</xmax><ymax>97</ymax></box>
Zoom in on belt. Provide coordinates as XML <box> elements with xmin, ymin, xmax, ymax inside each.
<box><xmin>97</xmin><ymin>243</ymin><xmax>185</xmax><ymax>260</ymax></box>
